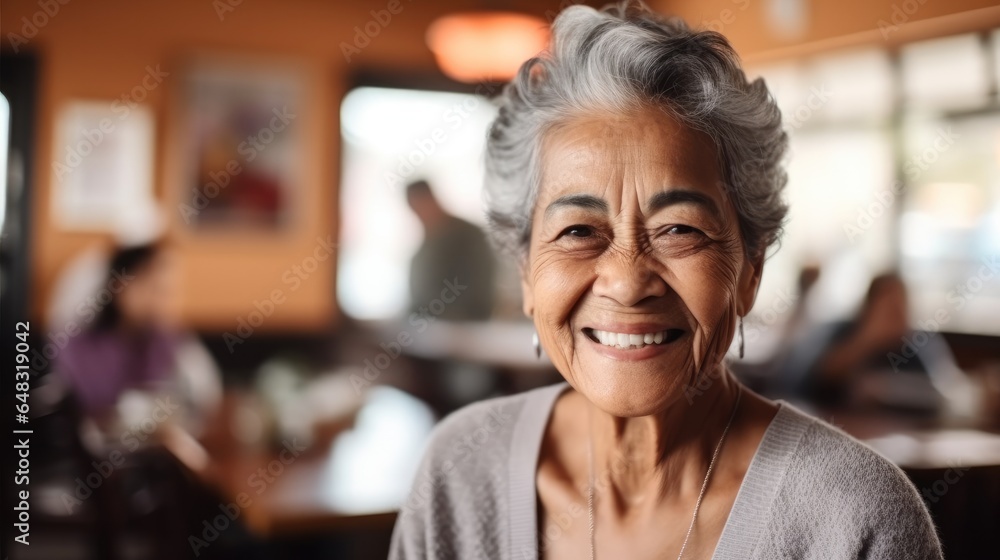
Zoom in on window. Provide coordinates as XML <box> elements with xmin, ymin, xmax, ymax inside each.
<box><xmin>746</xmin><ymin>30</ymin><xmax>1000</xmax><ymax>350</ymax></box>
<box><xmin>338</xmin><ymin>86</ymin><xmax>498</xmax><ymax>320</ymax></box>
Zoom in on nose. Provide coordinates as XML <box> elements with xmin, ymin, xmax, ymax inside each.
<box><xmin>592</xmin><ymin>246</ymin><xmax>668</xmax><ymax>307</ymax></box>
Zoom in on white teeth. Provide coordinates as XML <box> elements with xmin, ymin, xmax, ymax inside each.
<box><xmin>590</xmin><ymin>328</ymin><xmax>675</xmax><ymax>349</ymax></box>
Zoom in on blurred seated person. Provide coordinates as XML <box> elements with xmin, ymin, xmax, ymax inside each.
<box><xmin>746</xmin><ymin>264</ymin><xmax>821</xmax><ymax>369</ymax></box>
<box><xmin>782</xmin><ymin>264</ymin><xmax>821</xmax><ymax>338</ymax></box>
<box><xmin>777</xmin><ymin>272</ymin><xmax>971</xmax><ymax>414</ymax></box>
<box><xmin>406</xmin><ymin>180</ymin><xmax>496</xmax><ymax>321</ymax></box>
<box><xmin>53</xmin><ymin>241</ymin><xmax>221</xmax><ymax>446</ymax></box>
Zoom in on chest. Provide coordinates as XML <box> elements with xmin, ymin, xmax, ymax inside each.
<box><xmin>535</xmin><ymin>464</ymin><xmax>738</xmax><ymax>560</ymax></box>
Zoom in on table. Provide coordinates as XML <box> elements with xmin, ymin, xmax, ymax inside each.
<box><xmin>169</xmin><ymin>386</ymin><xmax>1000</xmax><ymax>559</ymax></box>
<box><xmin>165</xmin><ymin>385</ymin><xmax>434</xmax><ymax>539</ymax></box>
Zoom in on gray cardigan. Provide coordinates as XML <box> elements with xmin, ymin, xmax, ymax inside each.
<box><xmin>389</xmin><ymin>383</ymin><xmax>944</xmax><ymax>559</ymax></box>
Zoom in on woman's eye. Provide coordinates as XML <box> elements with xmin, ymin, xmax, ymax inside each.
<box><xmin>665</xmin><ymin>225</ymin><xmax>700</xmax><ymax>235</ymax></box>
<box><xmin>561</xmin><ymin>225</ymin><xmax>593</xmax><ymax>238</ymax></box>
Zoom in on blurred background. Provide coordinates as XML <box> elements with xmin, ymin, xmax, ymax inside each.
<box><xmin>2</xmin><ymin>0</ymin><xmax>1000</xmax><ymax>558</ymax></box>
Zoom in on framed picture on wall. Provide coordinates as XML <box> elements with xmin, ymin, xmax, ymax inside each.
<box><xmin>173</xmin><ymin>59</ymin><xmax>305</xmax><ymax>231</ymax></box>
<box><xmin>51</xmin><ymin>101</ymin><xmax>155</xmax><ymax>230</ymax></box>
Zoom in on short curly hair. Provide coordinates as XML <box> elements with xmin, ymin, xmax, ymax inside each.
<box><xmin>483</xmin><ymin>0</ymin><xmax>788</xmax><ymax>262</ymax></box>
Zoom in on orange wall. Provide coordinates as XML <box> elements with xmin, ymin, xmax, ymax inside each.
<box><xmin>3</xmin><ymin>0</ymin><xmax>997</xmax><ymax>333</ymax></box>
<box><xmin>0</xmin><ymin>0</ymin><xmax>559</xmax><ymax>332</ymax></box>
<box><xmin>655</xmin><ymin>0</ymin><xmax>1000</xmax><ymax>60</ymax></box>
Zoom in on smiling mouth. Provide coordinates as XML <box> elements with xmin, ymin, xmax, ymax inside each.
<box><xmin>583</xmin><ymin>327</ymin><xmax>685</xmax><ymax>350</ymax></box>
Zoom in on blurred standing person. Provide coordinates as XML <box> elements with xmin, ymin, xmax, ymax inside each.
<box><xmin>405</xmin><ymin>180</ymin><xmax>500</xmax><ymax>412</ymax></box>
<box><xmin>406</xmin><ymin>180</ymin><xmax>496</xmax><ymax>320</ymax></box>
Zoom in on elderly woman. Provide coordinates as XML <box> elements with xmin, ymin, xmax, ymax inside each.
<box><xmin>390</xmin><ymin>2</ymin><xmax>942</xmax><ymax>559</ymax></box>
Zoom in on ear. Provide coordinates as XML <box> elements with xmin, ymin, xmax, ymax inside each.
<box><xmin>736</xmin><ymin>252</ymin><xmax>764</xmax><ymax>317</ymax></box>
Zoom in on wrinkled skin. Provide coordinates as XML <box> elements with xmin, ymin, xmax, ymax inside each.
<box><xmin>527</xmin><ymin>106</ymin><xmax>780</xmax><ymax>560</ymax></box>
<box><xmin>522</xmin><ymin>105</ymin><xmax>762</xmax><ymax>417</ymax></box>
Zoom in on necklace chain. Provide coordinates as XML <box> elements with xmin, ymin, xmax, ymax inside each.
<box><xmin>587</xmin><ymin>386</ymin><xmax>742</xmax><ymax>560</ymax></box>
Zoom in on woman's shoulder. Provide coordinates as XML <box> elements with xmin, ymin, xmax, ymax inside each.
<box><xmin>756</xmin><ymin>403</ymin><xmax>943</xmax><ymax>558</ymax></box>
<box><xmin>391</xmin><ymin>383</ymin><xmax>567</xmax><ymax>559</ymax></box>
<box><xmin>774</xmin><ymin>403</ymin><xmax>914</xmax><ymax>488</ymax></box>
<box><xmin>418</xmin><ymin>382</ymin><xmax>567</xmax><ymax>474</ymax></box>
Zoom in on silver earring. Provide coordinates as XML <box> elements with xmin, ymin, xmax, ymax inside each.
<box><xmin>532</xmin><ymin>330</ymin><xmax>541</xmax><ymax>359</ymax></box>
<box><xmin>738</xmin><ymin>316</ymin><xmax>745</xmax><ymax>359</ymax></box>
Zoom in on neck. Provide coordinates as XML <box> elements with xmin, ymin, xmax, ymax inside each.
<box><xmin>586</xmin><ymin>366</ymin><xmax>742</xmax><ymax>510</ymax></box>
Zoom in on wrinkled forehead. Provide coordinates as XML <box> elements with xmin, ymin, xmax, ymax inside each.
<box><xmin>538</xmin><ymin>107</ymin><xmax>724</xmax><ymax>203</ymax></box>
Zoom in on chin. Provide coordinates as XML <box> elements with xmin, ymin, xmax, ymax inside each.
<box><xmin>561</xmin><ymin>329</ymin><xmax>697</xmax><ymax>417</ymax></box>
<box><xmin>571</xmin><ymin>364</ymin><xmax>693</xmax><ymax>418</ymax></box>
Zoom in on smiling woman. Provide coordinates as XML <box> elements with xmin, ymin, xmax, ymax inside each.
<box><xmin>526</xmin><ymin>109</ymin><xmax>749</xmax><ymax>420</ymax></box>
<box><xmin>389</xmin><ymin>2</ymin><xmax>943</xmax><ymax>559</ymax></box>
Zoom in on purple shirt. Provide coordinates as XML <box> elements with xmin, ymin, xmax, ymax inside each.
<box><xmin>56</xmin><ymin>328</ymin><xmax>179</xmax><ymax>417</ymax></box>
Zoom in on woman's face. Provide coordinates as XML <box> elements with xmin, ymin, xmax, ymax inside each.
<box><xmin>522</xmin><ymin>106</ymin><xmax>762</xmax><ymax>417</ymax></box>
<box><xmin>119</xmin><ymin>250</ymin><xmax>178</xmax><ymax>327</ymax></box>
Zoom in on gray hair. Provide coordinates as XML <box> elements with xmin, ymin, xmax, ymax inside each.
<box><xmin>483</xmin><ymin>0</ymin><xmax>787</xmax><ymax>262</ymax></box>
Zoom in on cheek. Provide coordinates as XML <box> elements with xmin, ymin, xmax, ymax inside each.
<box><xmin>673</xmin><ymin>250</ymin><xmax>743</xmax><ymax>330</ymax></box>
<box><xmin>532</xmin><ymin>254</ymin><xmax>589</xmax><ymax>318</ymax></box>
<box><xmin>529</xmin><ymin>251</ymin><xmax>593</xmax><ymax>358</ymax></box>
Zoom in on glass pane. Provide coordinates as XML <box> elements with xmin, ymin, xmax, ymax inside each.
<box><xmin>805</xmin><ymin>48</ymin><xmax>894</xmax><ymax>122</ymax></box>
<box><xmin>900</xmin><ymin>110</ymin><xmax>1000</xmax><ymax>334</ymax></box>
<box><xmin>993</xmin><ymin>28</ymin><xmax>1000</xmax><ymax>93</ymax></box>
<box><xmin>0</xmin><ymin>93</ymin><xmax>8</xmax><ymax>235</ymax></box>
<box><xmin>750</xmin><ymin>126</ymin><xmax>895</xmax><ymax>359</ymax></box>
<box><xmin>338</xmin><ymin>87</ymin><xmax>498</xmax><ymax>320</ymax></box>
<box><xmin>901</xmin><ymin>34</ymin><xmax>990</xmax><ymax>110</ymax></box>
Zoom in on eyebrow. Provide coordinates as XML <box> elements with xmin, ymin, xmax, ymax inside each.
<box><xmin>646</xmin><ymin>189</ymin><xmax>720</xmax><ymax>218</ymax></box>
<box><xmin>543</xmin><ymin>189</ymin><xmax>720</xmax><ymax>219</ymax></box>
<box><xmin>544</xmin><ymin>193</ymin><xmax>608</xmax><ymax>218</ymax></box>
